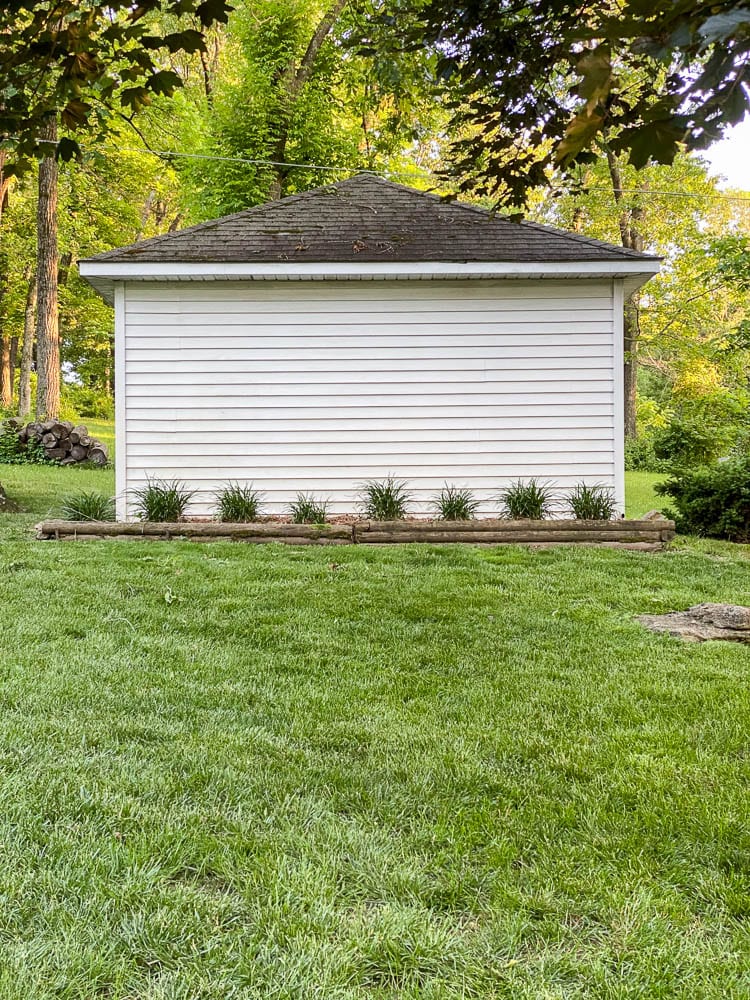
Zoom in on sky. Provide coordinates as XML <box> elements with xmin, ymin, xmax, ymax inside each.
<box><xmin>701</xmin><ymin>115</ymin><xmax>750</xmax><ymax>190</ymax></box>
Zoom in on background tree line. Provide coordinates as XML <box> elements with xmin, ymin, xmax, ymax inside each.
<box><xmin>0</xmin><ymin>0</ymin><xmax>749</xmax><ymax>469</ymax></box>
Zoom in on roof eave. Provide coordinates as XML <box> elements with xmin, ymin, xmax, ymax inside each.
<box><xmin>80</xmin><ymin>257</ymin><xmax>661</xmax><ymax>303</ymax></box>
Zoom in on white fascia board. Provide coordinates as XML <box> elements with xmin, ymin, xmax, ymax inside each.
<box><xmin>80</xmin><ymin>258</ymin><xmax>660</xmax><ymax>281</ymax></box>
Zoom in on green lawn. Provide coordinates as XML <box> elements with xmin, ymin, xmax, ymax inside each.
<box><xmin>0</xmin><ymin>456</ymin><xmax>748</xmax><ymax>998</ymax></box>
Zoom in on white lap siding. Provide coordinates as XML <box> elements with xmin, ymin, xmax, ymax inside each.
<box><xmin>118</xmin><ymin>278</ymin><xmax>619</xmax><ymax>518</ymax></box>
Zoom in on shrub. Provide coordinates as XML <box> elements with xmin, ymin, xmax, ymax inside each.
<box><xmin>499</xmin><ymin>479</ymin><xmax>554</xmax><ymax>520</ymax></box>
<box><xmin>624</xmin><ymin>437</ymin><xmax>668</xmax><ymax>472</ymax></box>
<box><xmin>289</xmin><ymin>493</ymin><xmax>328</xmax><ymax>524</ymax></box>
<box><xmin>566</xmin><ymin>483</ymin><xmax>617</xmax><ymax>521</ymax></box>
<box><xmin>432</xmin><ymin>484</ymin><xmax>479</xmax><ymax>521</ymax></box>
<box><xmin>0</xmin><ymin>423</ymin><xmax>52</xmax><ymax>466</ymax></box>
<box><xmin>359</xmin><ymin>478</ymin><xmax>411</xmax><ymax>520</ymax></box>
<box><xmin>655</xmin><ymin>458</ymin><xmax>750</xmax><ymax>541</ymax></box>
<box><xmin>215</xmin><ymin>482</ymin><xmax>262</xmax><ymax>522</ymax></box>
<box><xmin>60</xmin><ymin>491</ymin><xmax>115</xmax><ymax>522</ymax></box>
<box><xmin>653</xmin><ymin>416</ymin><xmax>730</xmax><ymax>468</ymax></box>
<box><xmin>131</xmin><ymin>479</ymin><xmax>195</xmax><ymax>522</ymax></box>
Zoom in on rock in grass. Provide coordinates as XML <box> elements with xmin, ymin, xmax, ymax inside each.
<box><xmin>0</xmin><ymin>483</ymin><xmax>18</xmax><ymax>512</ymax></box>
<box><xmin>638</xmin><ymin>603</ymin><xmax>750</xmax><ymax>643</ymax></box>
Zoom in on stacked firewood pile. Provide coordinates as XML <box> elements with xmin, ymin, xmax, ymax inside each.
<box><xmin>10</xmin><ymin>419</ymin><xmax>109</xmax><ymax>466</ymax></box>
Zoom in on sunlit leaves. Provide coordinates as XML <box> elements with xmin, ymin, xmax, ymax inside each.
<box><xmin>0</xmin><ymin>1</ymin><xmax>233</xmax><ymax>171</ymax></box>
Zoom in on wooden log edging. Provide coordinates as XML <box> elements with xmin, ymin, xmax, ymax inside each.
<box><xmin>35</xmin><ymin>518</ymin><xmax>676</xmax><ymax>547</ymax></box>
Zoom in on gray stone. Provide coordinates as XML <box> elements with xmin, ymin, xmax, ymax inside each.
<box><xmin>638</xmin><ymin>603</ymin><xmax>750</xmax><ymax>643</ymax></box>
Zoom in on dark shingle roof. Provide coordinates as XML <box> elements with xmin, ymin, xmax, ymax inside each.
<box><xmin>83</xmin><ymin>173</ymin><xmax>658</xmax><ymax>265</ymax></box>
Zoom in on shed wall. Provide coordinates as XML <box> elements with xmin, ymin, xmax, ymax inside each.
<box><xmin>118</xmin><ymin>278</ymin><xmax>618</xmax><ymax>518</ymax></box>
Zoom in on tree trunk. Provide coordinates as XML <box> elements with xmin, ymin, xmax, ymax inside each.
<box><xmin>18</xmin><ymin>272</ymin><xmax>36</xmax><ymax>418</ymax></box>
<box><xmin>267</xmin><ymin>0</ymin><xmax>348</xmax><ymax>200</ymax></box>
<box><xmin>35</xmin><ymin>117</ymin><xmax>60</xmax><ymax>421</ymax></box>
<box><xmin>606</xmin><ymin>151</ymin><xmax>645</xmax><ymax>439</ymax></box>
<box><xmin>0</xmin><ymin>337</ymin><xmax>11</xmax><ymax>408</ymax></box>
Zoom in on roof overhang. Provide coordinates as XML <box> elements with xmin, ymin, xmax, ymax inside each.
<box><xmin>79</xmin><ymin>258</ymin><xmax>660</xmax><ymax>304</ymax></box>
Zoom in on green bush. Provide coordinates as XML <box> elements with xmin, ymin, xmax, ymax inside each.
<box><xmin>60</xmin><ymin>492</ymin><xmax>116</xmax><ymax>522</ymax></box>
<box><xmin>0</xmin><ymin>423</ymin><xmax>53</xmax><ymax>466</ymax></box>
<box><xmin>131</xmin><ymin>479</ymin><xmax>195</xmax><ymax>522</ymax></box>
<box><xmin>215</xmin><ymin>482</ymin><xmax>262</xmax><ymax>522</ymax></box>
<box><xmin>566</xmin><ymin>483</ymin><xmax>617</xmax><ymax>521</ymax></box>
<box><xmin>431</xmin><ymin>484</ymin><xmax>479</xmax><ymax>520</ymax></box>
<box><xmin>359</xmin><ymin>478</ymin><xmax>411</xmax><ymax>520</ymax></box>
<box><xmin>288</xmin><ymin>493</ymin><xmax>328</xmax><ymax>524</ymax></box>
<box><xmin>61</xmin><ymin>385</ymin><xmax>115</xmax><ymax>420</ymax></box>
<box><xmin>499</xmin><ymin>479</ymin><xmax>554</xmax><ymax>520</ymax></box>
<box><xmin>655</xmin><ymin>458</ymin><xmax>750</xmax><ymax>541</ymax></box>
<box><xmin>653</xmin><ymin>415</ymin><xmax>732</xmax><ymax>468</ymax></box>
<box><xmin>624</xmin><ymin>437</ymin><xmax>668</xmax><ymax>472</ymax></box>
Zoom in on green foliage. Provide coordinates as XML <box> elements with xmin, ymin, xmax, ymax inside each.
<box><xmin>131</xmin><ymin>479</ymin><xmax>195</xmax><ymax>522</ymax></box>
<box><xmin>624</xmin><ymin>437</ymin><xmax>668</xmax><ymax>473</ymax></box>
<box><xmin>431</xmin><ymin>484</ymin><xmax>479</xmax><ymax>521</ymax></box>
<box><xmin>365</xmin><ymin>1</ymin><xmax>750</xmax><ymax>204</ymax></box>
<box><xmin>656</xmin><ymin>459</ymin><xmax>750</xmax><ymax>542</ymax></box>
<box><xmin>60</xmin><ymin>492</ymin><xmax>115</xmax><ymax>522</ymax></box>
<box><xmin>566</xmin><ymin>483</ymin><xmax>617</xmax><ymax>521</ymax></box>
<box><xmin>0</xmin><ymin>424</ymin><xmax>52</xmax><ymax>466</ymax></box>
<box><xmin>215</xmin><ymin>482</ymin><xmax>263</xmax><ymax>522</ymax></box>
<box><xmin>499</xmin><ymin>479</ymin><xmax>554</xmax><ymax>520</ymax></box>
<box><xmin>288</xmin><ymin>493</ymin><xmax>328</xmax><ymax>524</ymax></box>
<box><xmin>359</xmin><ymin>478</ymin><xmax>411</xmax><ymax>520</ymax></box>
<box><xmin>653</xmin><ymin>415</ymin><xmax>734</xmax><ymax>468</ymax></box>
<box><xmin>0</xmin><ymin>1</ymin><xmax>231</xmax><ymax>172</ymax></box>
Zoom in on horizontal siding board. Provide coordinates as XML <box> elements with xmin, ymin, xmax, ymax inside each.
<box><xmin>126</xmin><ymin>366</ymin><xmax>611</xmax><ymax>385</ymax></box>
<box><xmin>128</xmin><ymin>308</ymin><xmax>612</xmax><ymax>330</ymax></box>
<box><xmin>122</xmin><ymin>277</ymin><xmax>617</xmax><ymax>515</ymax></box>
<box><xmin>126</xmin><ymin>278</ymin><xmax>613</xmax><ymax>304</ymax></box>
<box><xmin>126</xmin><ymin>426</ymin><xmax>612</xmax><ymax>446</ymax></box>
<box><xmin>127</xmin><ymin>345</ymin><xmax>613</xmax><ymax>363</ymax></box>
<box><xmin>127</xmin><ymin>441</ymin><xmax>614</xmax><ymax>459</ymax></box>
<box><xmin>126</xmin><ymin>380</ymin><xmax>613</xmax><ymax>398</ymax></box>
<box><xmin>126</xmin><ymin>414</ymin><xmax>612</xmax><ymax>434</ymax></box>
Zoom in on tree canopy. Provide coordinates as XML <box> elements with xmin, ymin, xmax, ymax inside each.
<box><xmin>360</xmin><ymin>0</ymin><xmax>750</xmax><ymax>205</ymax></box>
<box><xmin>0</xmin><ymin>0</ymin><xmax>232</xmax><ymax>172</ymax></box>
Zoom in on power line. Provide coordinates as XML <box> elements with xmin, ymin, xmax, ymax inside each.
<box><xmin>8</xmin><ymin>134</ymin><xmax>750</xmax><ymax>202</ymax></box>
<box><xmin>113</xmin><ymin>147</ymin><xmax>750</xmax><ymax>202</ymax></box>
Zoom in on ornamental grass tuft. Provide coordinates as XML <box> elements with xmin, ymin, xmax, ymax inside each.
<box><xmin>131</xmin><ymin>479</ymin><xmax>195</xmax><ymax>522</ymax></box>
<box><xmin>566</xmin><ymin>482</ymin><xmax>617</xmax><ymax>521</ymax></box>
<box><xmin>60</xmin><ymin>491</ymin><xmax>115</xmax><ymax>522</ymax></box>
<box><xmin>499</xmin><ymin>478</ymin><xmax>555</xmax><ymax>520</ymax></box>
<box><xmin>215</xmin><ymin>482</ymin><xmax>263</xmax><ymax>523</ymax></box>
<box><xmin>432</xmin><ymin>484</ymin><xmax>480</xmax><ymax>521</ymax></box>
<box><xmin>288</xmin><ymin>493</ymin><xmax>329</xmax><ymax>524</ymax></box>
<box><xmin>359</xmin><ymin>477</ymin><xmax>411</xmax><ymax>520</ymax></box>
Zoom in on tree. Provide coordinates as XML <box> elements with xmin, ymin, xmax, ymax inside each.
<box><xmin>535</xmin><ymin>154</ymin><xmax>750</xmax><ymax>446</ymax></box>
<box><xmin>362</xmin><ymin>0</ymin><xmax>750</xmax><ymax>205</ymax></box>
<box><xmin>0</xmin><ymin>0</ymin><xmax>232</xmax><ymax>417</ymax></box>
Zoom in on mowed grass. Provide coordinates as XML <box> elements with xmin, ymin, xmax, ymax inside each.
<box><xmin>0</xmin><ymin>458</ymin><xmax>749</xmax><ymax>997</ymax></box>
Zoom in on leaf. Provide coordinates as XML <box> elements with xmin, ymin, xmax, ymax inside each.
<box><xmin>61</xmin><ymin>98</ymin><xmax>91</xmax><ymax>128</ymax></box>
<box><xmin>195</xmin><ymin>0</ymin><xmax>233</xmax><ymax>26</ymax></box>
<box><xmin>576</xmin><ymin>45</ymin><xmax>614</xmax><ymax>110</ymax></box>
<box><xmin>54</xmin><ymin>136</ymin><xmax>81</xmax><ymax>162</ymax></box>
<box><xmin>144</xmin><ymin>69</ymin><xmax>183</xmax><ymax>96</ymax></box>
<box><xmin>699</xmin><ymin>9</ymin><xmax>750</xmax><ymax>43</ymax></box>
<box><xmin>622</xmin><ymin>119</ymin><xmax>685</xmax><ymax>169</ymax></box>
<box><xmin>555</xmin><ymin>108</ymin><xmax>606</xmax><ymax>166</ymax></box>
<box><xmin>162</xmin><ymin>29</ymin><xmax>207</xmax><ymax>54</ymax></box>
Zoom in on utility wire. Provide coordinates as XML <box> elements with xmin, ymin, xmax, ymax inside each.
<box><xmin>111</xmin><ymin>146</ymin><xmax>750</xmax><ymax>202</ymax></box>
<box><xmin>8</xmin><ymin>134</ymin><xmax>750</xmax><ymax>202</ymax></box>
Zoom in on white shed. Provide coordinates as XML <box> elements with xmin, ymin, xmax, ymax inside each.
<box><xmin>80</xmin><ymin>174</ymin><xmax>659</xmax><ymax>520</ymax></box>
